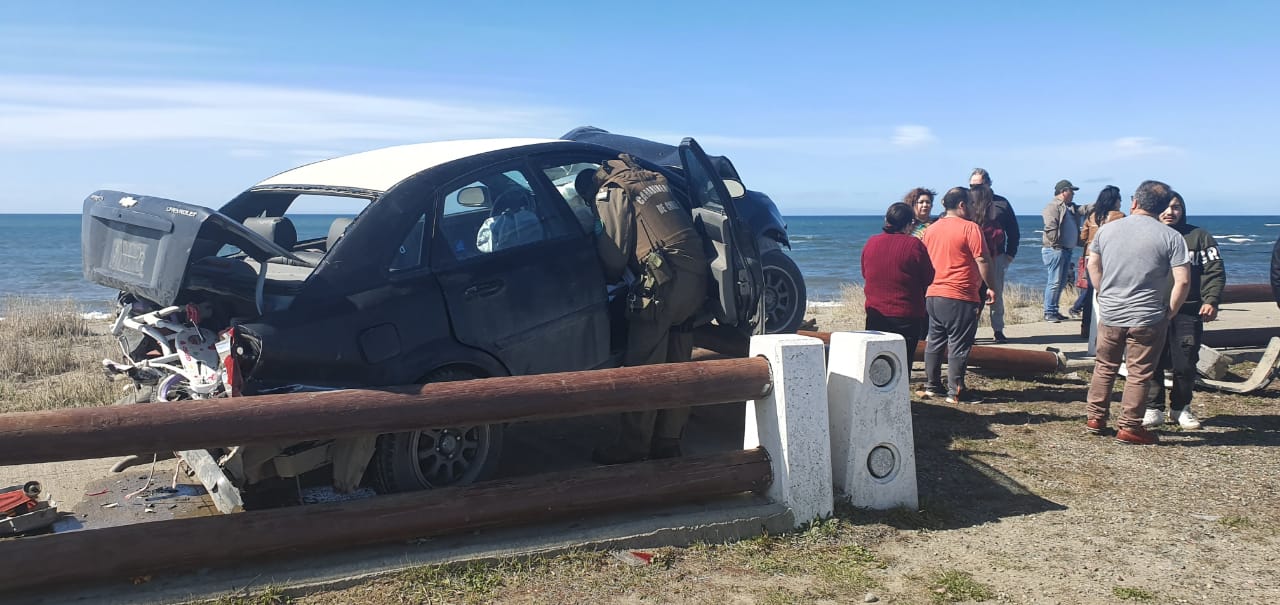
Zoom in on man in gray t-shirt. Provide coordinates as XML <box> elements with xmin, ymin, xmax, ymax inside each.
<box><xmin>1084</xmin><ymin>180</ymin><xmax>1190</xmax><ymax>445</ymax></box>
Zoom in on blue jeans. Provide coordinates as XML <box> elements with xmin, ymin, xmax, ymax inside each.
<box><xmin>1042</xmin><ymin>247</ymin><xmax>1073</xmax><ymax>316</ymax></box>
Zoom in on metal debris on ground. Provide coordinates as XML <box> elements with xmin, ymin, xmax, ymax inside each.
<box><xmin>610</xmin><ymin>550</ymin><xmax>654</xmax><ymax>566</ymax></box>
<box><xmin>1</xmin><ymin>481</ymin><xmax>60</xmax><ymax>536</ymax></box>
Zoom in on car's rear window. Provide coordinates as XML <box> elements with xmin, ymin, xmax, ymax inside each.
<box><xmin>282</xmin><ymin>194</ymin><xmax>370</xmax><ymax>243</ymax></box>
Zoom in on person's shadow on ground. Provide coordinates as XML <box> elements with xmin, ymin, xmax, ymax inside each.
<box><xmin>879</xmin><ymin>402</ymin><xmax>1067</xmax><ymax>530</ymax></box>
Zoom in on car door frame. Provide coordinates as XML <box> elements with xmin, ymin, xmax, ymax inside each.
<box><xmin>678</xmin><ymin>137</ymin><xmax>764</xmax><ymax>333</ymax></box>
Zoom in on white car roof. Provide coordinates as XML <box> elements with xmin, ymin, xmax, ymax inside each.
<box><xmin>254</xmin><ymin>138</ymin><xmax>560</xmax><ymax>193</ymax></box>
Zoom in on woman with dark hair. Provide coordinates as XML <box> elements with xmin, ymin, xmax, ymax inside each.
<box><xmin>862</xmin><ymin>202</ymin><xmax>935</xmax><ymax>360</ymax></box>
<box><xmin>1072</xmin><ymin>185</ymin><xmax>1125</xmax><ymax>335</ymax></box>
<box><xmin>904</xmin><ymin>187</ymin><xmax>938</xmax><ymax>238</ymax></box>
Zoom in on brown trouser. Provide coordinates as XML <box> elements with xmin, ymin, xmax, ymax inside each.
<box><xmin>1087</xmin><ymin>321</ymin><xmax>1169</xmax><ymax>430</ymax></box>
<box><xmin>615</xmin><ymin>252</ymin><xmax>707</xmax><ymax>456</ymax></box>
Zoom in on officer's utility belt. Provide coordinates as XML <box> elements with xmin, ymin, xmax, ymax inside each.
<box><xmin>626</xmin><ymin>247</ymin><xmax>675</xmax><ymax>318</ymax></box>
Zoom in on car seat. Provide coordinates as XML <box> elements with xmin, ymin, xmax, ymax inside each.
<box><xmin>327</xmin><ymin>217</ymin><xmax>354</xmax><ymax>252</ymax></box>
<box><xmin>476</xmin><ymin>189</ymin><xmax>544</xmax><ymax>252</ymax></box>
<box><xmin>243</xmin><ymin>216</ymin><xmax>298</xmax><ymax>252</ymax></box>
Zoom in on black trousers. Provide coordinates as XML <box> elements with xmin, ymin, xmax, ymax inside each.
<box><xmin>865</xmin><ymin>309</ymin><xmax>924</xmax><ymax>362</ymax></box>
<box><xmin>1146</xmin><ymin>312</ymin><xmax>1202</xmax><ymax>412</ymax></box>
<box><xmin>923</xmin><ymin>296</ymin><xmax>980</xmax><ymax>395</ymax></box>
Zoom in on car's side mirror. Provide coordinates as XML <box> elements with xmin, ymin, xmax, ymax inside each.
<box><xmin>457</xmin><ymin>185</ymin><xmax>490</xmax><ymax>208</ymax></box>
<box><xmin>723</xmin><ymin>179</ymin><xmax>746</xmax><ymax>199</ymax></box>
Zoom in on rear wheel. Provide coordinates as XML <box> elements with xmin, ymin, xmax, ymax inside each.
<box><xmin>371</xmin><ymin>367</ymin><xmax>505</xmax><ymax>493</ymax></box>
<box><xmin>760</xmin><ymin>248</ymin><xmax>807</xmax><ymax>334</ymax></box>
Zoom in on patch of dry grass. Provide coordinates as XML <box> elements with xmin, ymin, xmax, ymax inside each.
<box><xmin>1</xmin><ymin>296</ymin><xmax>93</xmax><ymax>339</ymax></box>
<box><xmin>812</xmin><ymin>281</ymin><xmax>1046</xmax><ymax>332</ymax></box>
<box><xmin>0</xmin><ymin>296</ymin><xmax>119</xmax><ymax>413</ymax></box>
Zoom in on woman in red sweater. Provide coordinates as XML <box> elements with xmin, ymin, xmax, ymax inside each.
<box><xmin>862</xmin><ymin>202</ymin><xmax>935</xmax><ymax>358</ymax></box>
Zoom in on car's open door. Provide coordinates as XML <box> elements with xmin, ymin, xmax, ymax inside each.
<box><xmin>678</xmin><ymin>138</ymin><xmax>763</xmax><ymax>333</ymax></box>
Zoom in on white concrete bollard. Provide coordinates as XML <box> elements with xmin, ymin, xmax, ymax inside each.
<box><xmin>744</xmin><ymin>334</ymin><xmax>834</xmax><ymax>526</ymax></box>
<box><xmin>827</xmin><ymin>331</ymin><xmax>918</xmax><ymax>510</ymax></box>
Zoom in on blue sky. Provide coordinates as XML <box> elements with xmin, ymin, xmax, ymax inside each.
<box><xmin>2</xmin><ymin>1</ymin><xmax>1277</xmax><ymax>215</ymax></box>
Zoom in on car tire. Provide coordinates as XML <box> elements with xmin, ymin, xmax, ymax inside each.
<box><xmin>760</xmin><ymin>248</ymin><xmax>807</xmax><ymax>334</ymax></box>
<box><xmin>370</xmin><ymin>367</ymin><xmax>505</xmax><ymax>493</ymax></box>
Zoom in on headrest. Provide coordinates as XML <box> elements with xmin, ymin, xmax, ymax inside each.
<box><xmin>492</xmin><ymin>189</ymin><xmax>532</xmax><ymax>216</ymax></box>
<box><xmin>327</xmin><ymin>217</ymin><xmax>354</xmax><ymax>252</ymax></box>
<box><xmin>574</xmin><ymin>168</ymin><xmax>599</xmax><ymax>203</ymax></box>
<box><xmin>243</xmin><ymin>216</ymin><xmax>297</xmax><ymax>251</ymax></box>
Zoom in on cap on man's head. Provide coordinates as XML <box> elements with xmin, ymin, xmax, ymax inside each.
<box><xmin>1054</xmin><ymin>179</ymin><xmax>1080</xmax><ymax>194</ymax></box>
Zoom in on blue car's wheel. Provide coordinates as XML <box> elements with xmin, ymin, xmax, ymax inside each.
<box><xmin>761</xmin><ymin>249</ymin><xmax>806</xmax><ymax>334</ymax></box>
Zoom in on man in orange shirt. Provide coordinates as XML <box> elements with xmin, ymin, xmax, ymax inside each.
<box><xmin>920</xmin><ymin>187</ymin><xmax>997</xmax><ymax>404</ymax></box>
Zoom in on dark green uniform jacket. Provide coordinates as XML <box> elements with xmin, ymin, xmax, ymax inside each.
<box><xmin>1170</xmin><ymin>217</ymin><xmax>1225</xmax><ymax>314</ymax></box>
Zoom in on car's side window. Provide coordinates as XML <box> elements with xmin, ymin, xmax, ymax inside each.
<box><xmin>538</xmin><ymin>161</ymin><xmax>602</xmax><ymax>234</ymax></box>
<box><xmin>389</xmin><ymin>213</ymin><xmax>427</xmax><ymax>272</ymax></box>
<box><xmin>437</xmin><ymin>168</ymin><xmax>574</xmax><ymax>262</ymax></box>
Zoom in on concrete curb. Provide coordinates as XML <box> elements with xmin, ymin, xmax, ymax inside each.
<box><xmin>16</xmin><ymin>496</ymin><xmax>792</xmax><ymax>605</ymax></box>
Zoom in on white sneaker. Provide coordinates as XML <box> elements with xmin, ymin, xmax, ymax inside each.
<box><xmin>1174</xmin><ymin>408</ymin><xmax>1202</xmax><ymax>429</ymax></box>
<box><xmin>1142</xmin><ymin>408</ymin><xmax>1165</xmax><ymax>428</ymax></box>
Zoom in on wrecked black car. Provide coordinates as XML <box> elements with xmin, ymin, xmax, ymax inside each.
<box><xmin>82</xmin><ymin>135</ymin><xmax>775</xmax><ymax>511</ymax></box>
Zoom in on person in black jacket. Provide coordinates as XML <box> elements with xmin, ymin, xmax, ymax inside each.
<box><xmin>1143</xmin><ymin>192</ymin><xmax>1224</xmax><ymax>430</ymax></box>
<box><xmin>970</xmin><ymin>168</ymin><xmax>1019</xmax><ymax>343</ymax></box>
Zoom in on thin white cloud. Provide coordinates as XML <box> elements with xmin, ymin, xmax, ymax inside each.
<box><xmin>0</xmin><ymin>76</ymin><xmax>571</xmax><ymax>148</ymax></box>
<box><xmin>996</xmin><ymin>136</ymin><xmax>1185</xmax><ymax>162</ymax></box>
<box><xmin>891</xmin><ymin>125</ymin><xmax>938</xmax><ymax>149</ymax></box>
<box><xmin>0</xmin><ymin>26</ymin><xmax>224</xmax><ymax>57</ymax></box>
<box><xmin>1111</xmin><ymin>136</ymin><xmax>1183</xmax><ymax>158</ymax></box>
<box><xmin>633</xmin><ymin>124</ymin><xmax>939</xmax><ymax>155</ymax></box>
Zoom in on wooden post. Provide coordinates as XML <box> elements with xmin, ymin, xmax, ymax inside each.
<box><xmin>0</xmin><ymin>449</ymin><xmax>771</xmax><ymax>594</ymax></box>
<box><xmin>1221</xmin><ymin>283</ymin><xmax>1274</xmax><ymax>304</ymax></box>
<box><xmin>795</xmin><ymin>331</ymin><xmax>1064</xmax><ymax>374</ymax></box>
<box><xmin>0</xmin><ymin>358</ymin><xmax>772</xmax><ymax>466</ymax></box>
<box><xmin>1203</xmin><ymin>326</ymin><xmax>1280</xmax><ymax>349</ymax></box>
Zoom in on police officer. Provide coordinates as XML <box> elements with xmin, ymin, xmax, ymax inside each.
<box><xmin>583</xmin><ymin>154</ymin><xmax>709</xmax><ymax>464</ymax></box>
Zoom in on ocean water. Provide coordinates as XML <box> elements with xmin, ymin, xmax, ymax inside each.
<box><xmin>2</xmin><ymin>214</ymin><xmax>1277</xmax><ymax>312</ymax></box>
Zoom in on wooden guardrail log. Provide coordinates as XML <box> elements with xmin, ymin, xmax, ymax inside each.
<box><xmin>0</xmin><ymin>358</ymin><xmax>772</xmax><ymax>466</ymax></box>
<box><xmin>1202</xmin><ymin>326</ymin><xmax>1280</xmax><ymax>349</ymax></box>
<box><xmin>695</xmin><ymin>326</ymin><xmax>1061</xmax><ymax>374</ymax></box>
<box><xmin>796</xmin><ymin>331</ymin><xmax>1062</xmax><ymax>374</ymax></box>
<box><xmin>0</xmin><ymin>448</ymin><xmax>772</xmax><ymax>594</ymax></box>
<box><xmin>1221</xmin><ymin>283</ymin><xmax>1273</xmax><ymax>304</ymax></box>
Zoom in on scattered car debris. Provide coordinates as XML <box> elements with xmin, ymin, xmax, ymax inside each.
<box><xmin>1</xmin><ymin>481</ymin><xmax>60</xmax><ymax>536</ymax></box>
<box><xmin>610</xmin><ymin>550</ymin><xmax>654</xmax><ymax>566</ymax></box>
<box><xmin>1119</xmin><ymin>337</ymin><xmax>1280</xmax><ymax>395</ymax></box>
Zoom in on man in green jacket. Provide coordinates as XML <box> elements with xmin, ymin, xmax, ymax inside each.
<box><xmin>1041</xmin><ymin>180</ymin><xmax>1089</xmax><ymax>322</ymax></box>
<box><xmin>1143</xmin><ymin>191</ymin><xmax>1224</xmax><ymax>430</ymax></box>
